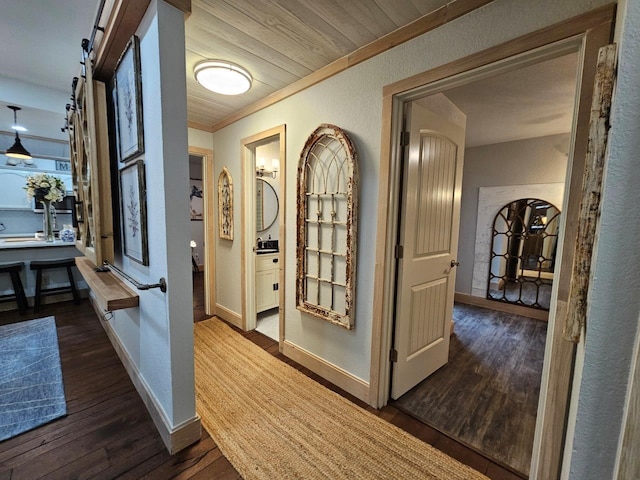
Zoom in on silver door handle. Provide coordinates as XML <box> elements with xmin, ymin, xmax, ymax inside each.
<box><xmin>450</xmin><ymin>260</ymin><xmax>460</xmax><ymax>268</ymax></box>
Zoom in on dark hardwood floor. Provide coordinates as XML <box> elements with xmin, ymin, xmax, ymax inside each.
<box><xmin>0</xmin><ymin>273</ymin><xmax>521</xmax><ymax>479</ymax></box>
<box><xmin>392</xmin><ymin>303</ymin><xmax>547</xmax><ymax>477</ymax></box>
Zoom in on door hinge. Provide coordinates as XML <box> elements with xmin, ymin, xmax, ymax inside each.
<box><xmin>273</xmin><ymin>283</ymin><xmax>279</xmax><ymax>291</ymax></box>
<box><xmin>395</xmin><ymin>245</ymin><xmax>403</xmax><ymax>259</ymax></box>
<box><xmin>400</xmin><ymin>131</ymin><xmax>410</xmax><ymax>147</ymax></box>
<box><xmin>389</xmin><ymin>348</ymin><xmax>398</xmax><ymax>363</ymax></box>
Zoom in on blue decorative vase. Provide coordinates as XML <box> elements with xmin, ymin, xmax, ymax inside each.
<box><xmin>60</xmin><ymin>225</ymin><xmax>76</xmax><ymax>243</ymax></box>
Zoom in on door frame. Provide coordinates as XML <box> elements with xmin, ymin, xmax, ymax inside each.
<box><xmin>241</xmin><ymin>125</ymin><xmax>286</xmax><ymax>340</ymax></box>
<box><xmin>189</xmin><ymin>146</ymin><xmax>215</xmax><ymax>316</ymax></box>
<box><xmin>369</xmin><ymin>6</ymin><xmax>614</xmax><ymax>479</ymax></box>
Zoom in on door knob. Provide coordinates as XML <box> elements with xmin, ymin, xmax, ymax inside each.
<box><xmin>450</xmin><ymin>260</ymin><xmax>460</xmax><ymax>268</ymax></box>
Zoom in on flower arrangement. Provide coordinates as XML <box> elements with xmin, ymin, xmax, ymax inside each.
<box><xmin>25</xmin><ymin>173</ymin><xmax>66</xmax><ymax>242</ymax></box>
<box><xmin>25</xmin><ymin>173</ymin><xmax>65</xmax><ymax>203</ymax></box>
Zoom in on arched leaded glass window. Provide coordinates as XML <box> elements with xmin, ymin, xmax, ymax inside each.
<box><xmin>487</xmin><ymin>198</ymin><xmax>561</xmax><ymax>310</ymax></box>
<box><xmin>296</xmin><ymin>124</ymin><xmax>358</xmax><ymax>329</ymax></box>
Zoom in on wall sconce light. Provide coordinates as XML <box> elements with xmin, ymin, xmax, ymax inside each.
<box><xmin>5</xmin><ymin>106</ymin><xmax>33</xmax><ymax>166</ymax></box>
<box><xmin>256</xmin><ymin>158</ymin><xmax>279</xmax><ymax>179</ymax></box>
<box><xmin>194</xmin><ymin>60</ymin><xmax>252</xmax><ymax>95</ymax></box>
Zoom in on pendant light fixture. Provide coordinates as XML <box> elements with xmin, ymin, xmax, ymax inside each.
<box><xmin>194</xmin><ymin>60</ymin><xmax>252</xmax><ymax>95</ymax></box>
<box><xmin>6</xmin><ymin>106</ymin><xmax>32</xmax><ymax>161</ymax></box>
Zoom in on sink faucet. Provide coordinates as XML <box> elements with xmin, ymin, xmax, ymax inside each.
<box><xmin>256</xmin><ymin>237</ymin><xmax>263</xmax><ymax>248</ymax></box>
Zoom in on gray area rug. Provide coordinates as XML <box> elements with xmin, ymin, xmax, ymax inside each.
<box><xmin>0</xmin><ymin>317</ymin><xmax>66</xmax><ymax>441</ymax></box>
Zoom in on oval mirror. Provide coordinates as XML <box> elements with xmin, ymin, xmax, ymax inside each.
<box><xmin>256</xmin><ymin>178</ymin><xmax>279</xmax><ymax>232</ymax></box>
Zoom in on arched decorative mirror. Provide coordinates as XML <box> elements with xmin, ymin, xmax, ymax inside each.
<box><xmin>296</xmin><ymin>124</ymin><xmax>358</xmax><ymax>329</ymax></box>
<box><xmin>256</xmin><ymin>178</ymin><xmax>278</xmax><ymax>232</ymax></box>
<box><xmin>487</xmin><ymin>198</ymin><xmax>560</xmax><ymax>310</ymax></box>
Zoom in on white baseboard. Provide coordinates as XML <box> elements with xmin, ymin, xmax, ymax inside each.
<box><xmin>282</xmin><ymin>340</ymin><xmax>370</xmax><ymax>404</ymax></box>
<box><xmin>89</xmin><ymin>295</ymin><xmax>201</xmax><ymax>454</ymax></box>
<box><xmin>215</xmin><ymin>303</ymin><xmax>242</xmax><ymax>328</ymax></box>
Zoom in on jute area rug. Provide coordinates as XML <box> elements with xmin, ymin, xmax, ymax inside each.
<box><xmin>194</xmin><ymin>318</ymin><xmax>488</xmax><ymax>479</ymax></box>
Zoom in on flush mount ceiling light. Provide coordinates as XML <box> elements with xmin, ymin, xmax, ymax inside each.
<box><xmin>5</xmin><ymin>106</ymin><xmax>32</xmax><ymax>164</ymax></box>
<box><xmin>194</xmin><ymin>60</ymin><xmax>252</xmax><ymax>95</ymax></box>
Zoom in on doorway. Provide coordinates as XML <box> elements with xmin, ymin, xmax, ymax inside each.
<box><xmin>388</xmin><ymin>51</ymin><xmax>576</xmax><ymax>476</ymax></box>
<box><xmin>371</xmin><ymin>11</ymin><xmax>614</xmax><ymax>478</ymax></box>
<box><xmin>254</xmin><ymin>140</ymin><xmax>282</xmax><ymax>340</ymax></box>
<box><xmin>189</xmin><ymin>146</ymin><xmax>215</xmax><ymax>319</ymax></box>
<box><xmin>241</xmin><ymin>126</ymin><xmax>286</xmax><ymax>340</ymax></box>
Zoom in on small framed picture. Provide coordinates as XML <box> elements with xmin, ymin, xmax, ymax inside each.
<box><xmin>190</xmin><ymin>179</ymin><xmax>203</xmax><ymax>221</ymax></box>
<box><xmin>120</xmin><ymin>160</ymin><xmax>149</xmax><ymax>265</ymax></box>
<box><xmin>115</xmin><ymin>35</ymin><xmax>144</xmax><ymax>163</ymax></box>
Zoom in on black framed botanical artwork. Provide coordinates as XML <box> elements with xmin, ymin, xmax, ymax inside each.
<box><xmin>119</xmin><ymin>159</ymin><xmax>149</xmax><ymax>265</ymax></box>
<box><xmin>115</xmin><ymin>35</ymin><xmax>144</xmax><ymax>163</ymax></box>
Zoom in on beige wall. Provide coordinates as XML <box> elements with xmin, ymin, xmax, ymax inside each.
<box><xmin>209</xmin><ymin>0</ymin><xmax>609</xmax><ymax>385</ymax></box>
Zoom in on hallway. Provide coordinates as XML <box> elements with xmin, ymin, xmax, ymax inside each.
<box><xmin>0</xmin><ymin>279</ymin><xmax>519</xmax><ymax>479</ymax></box>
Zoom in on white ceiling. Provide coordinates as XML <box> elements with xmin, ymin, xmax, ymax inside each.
<box><xmin>0</xmin><ymin>0</ymin><xmax>101</xmax><ymax>140</ymax></box>
<box><xmin>0</xmin><ymin>1</ymin><xmax>578</xmax><ymax>149</ymax></box>
<box><xmin>444</xmin><ymin>52</ymin><xmax>579</xmax><ymax>147</ymax></box>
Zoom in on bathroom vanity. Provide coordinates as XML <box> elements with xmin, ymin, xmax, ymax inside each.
<box><xmin>256</xmin><ymin>252</ymin><xmax>279</xmax><ymax>313</ymax></box>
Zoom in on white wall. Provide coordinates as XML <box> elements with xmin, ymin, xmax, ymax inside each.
<box><xmin>456</xmin><ymin>134</ymin><xmax>569</xmax><ymax>295</ymax></box>
<box><xmin>107</xmin><ymin>0</ymin><xmax>195</xmax><ymax>428</ymax></box>
<box><xmin>210</xmin><ymin>0</ymin><xmax>611</xmax><ymax>384</ymax></box>
<box><xmin>188</xmin><ymin>127</ymin><xmax>213</xmax><ymax>151</ymax></box>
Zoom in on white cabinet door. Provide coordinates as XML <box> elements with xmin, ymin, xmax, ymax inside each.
<box><xmin>256</xmin><ymin>253</ymin><xmax>279</xmax><ymax>313</ymax></box>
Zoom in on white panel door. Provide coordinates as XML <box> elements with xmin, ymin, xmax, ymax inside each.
<box><xmin>391</xmin><ymin>99</ymin><xmax>466</xmax><ymax>399</ymax></box>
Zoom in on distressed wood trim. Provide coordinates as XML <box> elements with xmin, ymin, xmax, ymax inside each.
<box><xmin>190</xmin><ymin>146</ymin><xmax>215</xmax><ymax>316</ymax></box>
<box><xmin>209</xmin><ymin>0</ymin><xmax>494</xmax><ymax>132</ymax></box>
<box><xmin>563</xmin><ymin>44</ymin><xmax>617</xmax><ymax>343</ymax></box>
<box><xmin>214</xmin><ymin>303</ymin><xmax>242</xmax><ymax>329</ymax></box>
<box><xmin>282</xmin><ymin>340</ymin><xmax>370</xmax><ymax>404</ymax></box>
<box><xmin>454</xmin><ymin>293</ymin><xmax>549</xmax><ymax>322</ymax></box>
<box><xmin>89</xmin><ymin>295</ymin><xmax>201</xmax><ymax>453</ymax></box>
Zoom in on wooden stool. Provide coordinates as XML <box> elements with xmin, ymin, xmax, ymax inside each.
<box><xmin>30</xmin><ymin>258</ymin><xmax>80</xmax><ymax>312</ymax></box>
<box><xmin>0</xmin><ymin>262</ymin><xmax>28</xmax><ymax>314</ymax></box>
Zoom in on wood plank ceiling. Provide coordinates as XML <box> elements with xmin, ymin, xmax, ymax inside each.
<box><xmin>185</xmin><ymin>0</ymin><xmax>451</xmax><ymax>129</ymax></box>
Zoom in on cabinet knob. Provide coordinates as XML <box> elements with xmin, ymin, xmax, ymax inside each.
<box><xmin>273</xmin><ymin>258</ymin><xmax>278</xmax><ymax>263</ymax></box>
